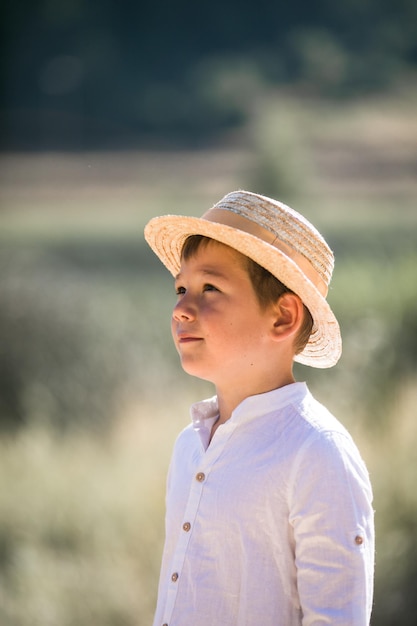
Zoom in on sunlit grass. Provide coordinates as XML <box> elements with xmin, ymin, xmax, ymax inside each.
<box><xmin>0</xmin><ymin>399</ymin><xmax>193</xmax><ymax>626</ymax></box>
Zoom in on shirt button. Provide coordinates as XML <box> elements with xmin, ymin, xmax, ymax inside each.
<box><xmin>171</xmin><ymin>572</ymin><xmax>179</xmax><ymax>582</ymax></box>
<box><xmin>183</xmin><ymin>522</ymin><xmax>191</xmax><ymax>532</ymax></box>
<box><xmin>196</xmin><ymin>472</ymin><xmax>205</xmax><ymax>482</ymax></box>
<box><xmin>355</xmin><ymin>535</ymin><xmax>364</xmax><ymax>545</ymax></box>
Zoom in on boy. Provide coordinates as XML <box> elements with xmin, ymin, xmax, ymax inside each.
<box><xmin>144</xmin><ymin>190</ymin><xmax>374</xmax><ymax>625</ymax></box>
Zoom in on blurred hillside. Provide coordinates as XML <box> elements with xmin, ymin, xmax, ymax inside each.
<box><xmin>1</xmin><ymin>0</ymin><xmax>417</xmax><ymax>149</ymax></box>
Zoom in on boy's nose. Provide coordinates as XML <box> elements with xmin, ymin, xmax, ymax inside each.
<box><xmin>172</xmin><ymin>298</ymin><xmax>196</xmax><ymax>322</ymax></box>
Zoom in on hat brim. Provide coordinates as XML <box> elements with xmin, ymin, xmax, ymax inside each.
<box><xmin>144</xmin><ymin>214</ymin><xmax>341</xmax><ymax>368</ymax></box>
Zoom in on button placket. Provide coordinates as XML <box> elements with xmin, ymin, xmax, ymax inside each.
<box><xmin>163</xmin><ymin>465</ymin><xmax>207</xmax><ymax>621</ymax></box>
<box><xmin>161</xmin><ymin>427</ymin><xmax>235</xmax><ymax>625</ymax></box>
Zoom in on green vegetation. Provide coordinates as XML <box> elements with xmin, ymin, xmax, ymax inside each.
<box><xmin>3</xmin><ymin>0</ymin><xmax>417</xmax><ymax>148</ymax></box>
<box><xmin>0</xmin><ymin>93</ymin><xmax>416</xmax><ymax>624</ymax></box>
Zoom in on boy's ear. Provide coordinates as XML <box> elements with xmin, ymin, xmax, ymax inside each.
<box><xmin>271</xmin><ymin>293</ymin><xmax>304</xmax><ymax>341</ymax></box>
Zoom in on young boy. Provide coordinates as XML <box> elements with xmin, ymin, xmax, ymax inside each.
<box><xmin>144</xmin><ymin>190</ymin><xmax>374</xmax><ymax>626</ymax></box>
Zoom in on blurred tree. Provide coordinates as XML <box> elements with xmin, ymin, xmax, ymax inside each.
<box><xmin>1</xmin><ymin>0</ymin><xmax>416</xmax><ymax>147</ymax></box>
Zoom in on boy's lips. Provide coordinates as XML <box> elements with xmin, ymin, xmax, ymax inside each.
<box><xmin>177</xmin><ymin>332</ymin><xmax>203</xmax><ymax>344</ymax></box>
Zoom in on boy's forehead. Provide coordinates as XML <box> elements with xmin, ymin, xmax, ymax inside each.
<box><xmin>176</xmin><ymin>240</ymin><xmax>248</xmax><ymax>278</ymax></box>
<box><xmin>186</xmin><ymin>237</ymin><xmax>245</xmax><ymax>260</ymax></box>
<box><xmin>184</xmin><ymin>237</ymin><xmax>246</xmax><ymax>259</ymax></box>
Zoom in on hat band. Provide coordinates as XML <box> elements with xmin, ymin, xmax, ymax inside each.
<box><xmin>202</xmin><ymin>207</ymin><xmax>328</xmax><ymax>297</ymax></box>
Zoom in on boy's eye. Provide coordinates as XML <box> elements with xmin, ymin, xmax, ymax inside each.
<box><xmin>175</xmin><ymin>283</ymin><xmax>219</xmax><ymax>295</ymax></box>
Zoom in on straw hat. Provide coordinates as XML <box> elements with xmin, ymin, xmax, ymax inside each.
<box><xmin>144</xmin><ymin>190</ymin><xmax>341</xmax><ymax>368</ymax></box>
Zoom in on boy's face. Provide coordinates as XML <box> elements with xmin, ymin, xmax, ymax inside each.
<box><xmin>172</xmin><ymin>240</ymin><xmax>277</xmax><ymax>388</ymax></box>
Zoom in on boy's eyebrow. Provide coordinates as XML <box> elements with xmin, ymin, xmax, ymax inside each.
<box><xmin>175</xmin><ymin>266</ymin><xmax>229</xmax><ymax>281</ymax></box>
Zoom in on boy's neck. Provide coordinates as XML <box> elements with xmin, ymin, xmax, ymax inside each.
<box><xmin>215</xmin><ymin>370</ymin><xmax>296</xmax><ymax>426</ymax></box>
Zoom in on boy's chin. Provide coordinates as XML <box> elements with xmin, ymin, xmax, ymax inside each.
<box><xmin>179</xmin><ymin>361</ymin><xmax>214</xmax><ymax>384</ymax></box>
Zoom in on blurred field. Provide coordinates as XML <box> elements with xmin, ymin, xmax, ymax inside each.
<box><xmin>0</xmin><ymin>92</ymin><xmax>417</xmax><ymax>625</ymax></box>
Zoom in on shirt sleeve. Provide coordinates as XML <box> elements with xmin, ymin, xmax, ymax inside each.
<box><xmin>288</xmin><ymin>430</ymin><xmax>375</xmax><ymax>625</ymax></box>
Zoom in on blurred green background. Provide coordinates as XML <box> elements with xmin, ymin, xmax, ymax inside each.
<box><xmin>1</xmin><ymin>1</ymin><xmax>417</xmax><ymax>624</ymax></box>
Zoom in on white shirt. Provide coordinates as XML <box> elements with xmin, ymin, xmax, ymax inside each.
<box><xmin>153</xmin><ymin>382</ymin><xmax>374</xmax><ymax>626</ymax></box>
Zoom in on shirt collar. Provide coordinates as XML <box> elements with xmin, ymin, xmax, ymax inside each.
<box><xmin>190</xmin><ymin>395</ymin><xmax>219</xmax><ymax>450</ymax></box>
<box><xmin>191</xmin><ymin>382</ymin><xmax>309</xmax><ymax>438</ymax></box>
